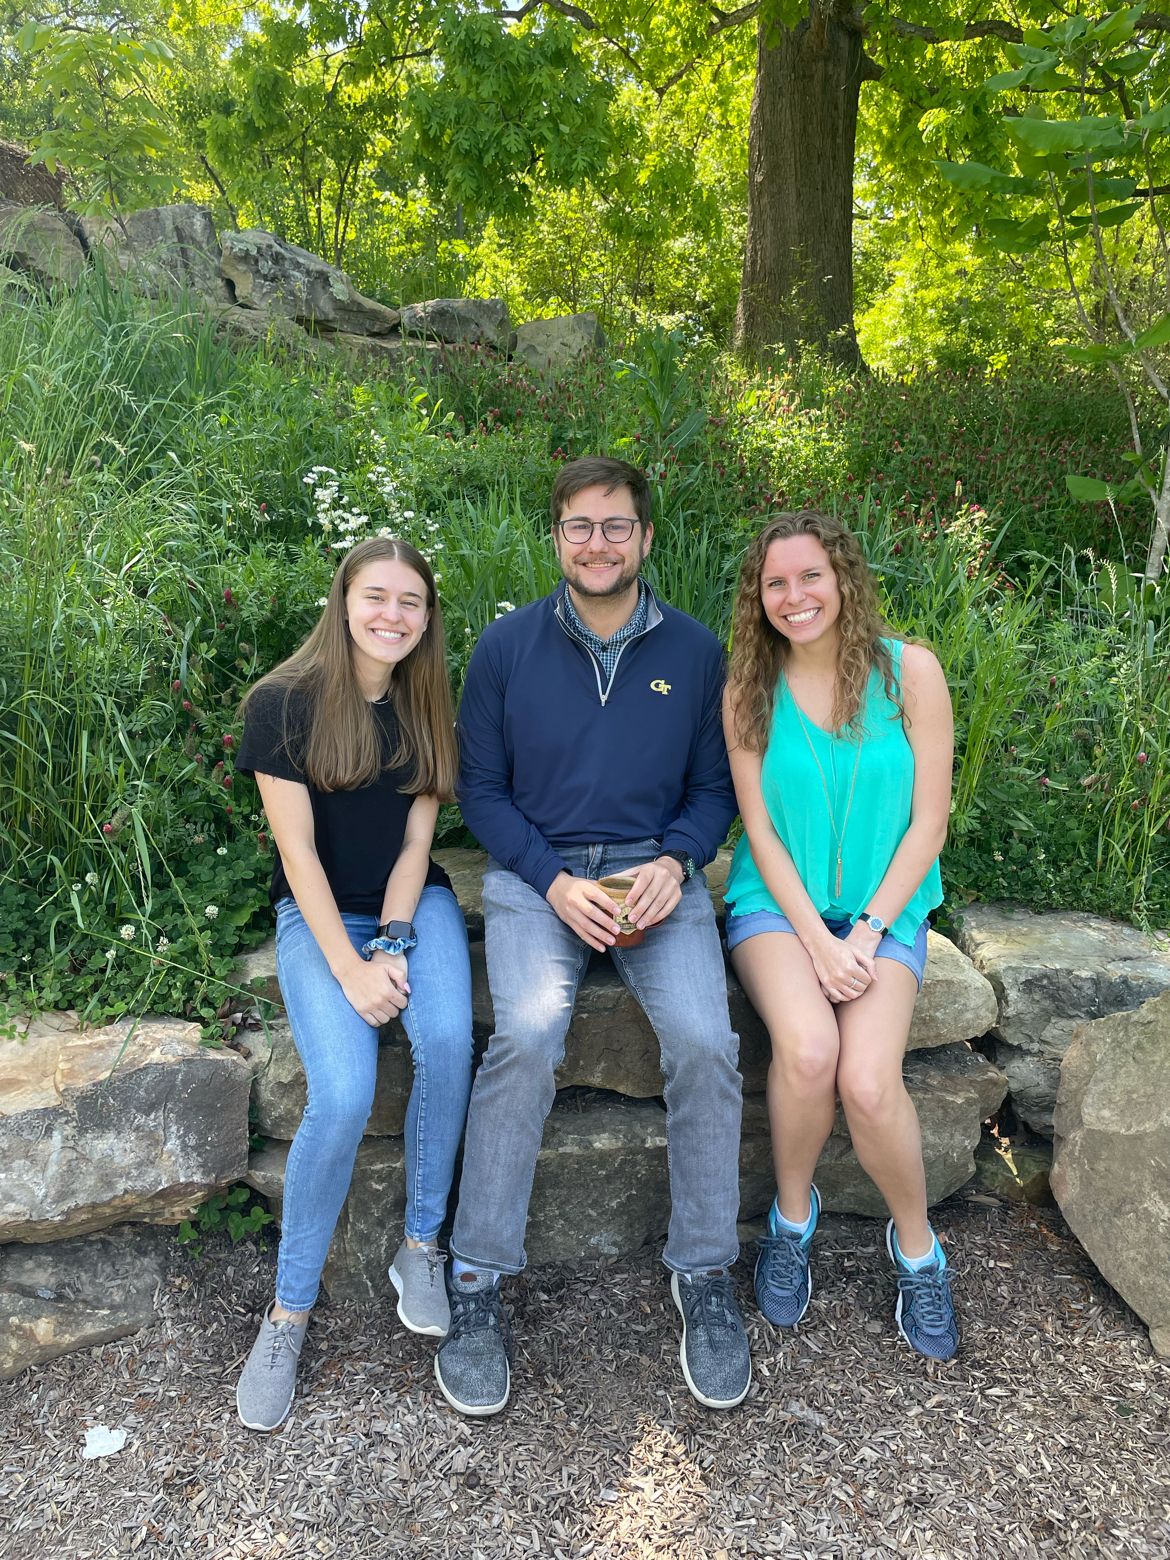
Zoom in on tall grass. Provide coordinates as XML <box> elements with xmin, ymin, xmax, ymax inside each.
<box><xmin>1</xmin><ymin>280</ymin><xmax>1166</xmax><ymax>1026</ymax></box>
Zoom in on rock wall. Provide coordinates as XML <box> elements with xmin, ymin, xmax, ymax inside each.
<box><xmin>236</xmin><ymin>848</ymin><xmax>1007</xmax><ymax>1301</ymax></box>
<box><xmin>4</xmin><ymin>853</ymin><xmax>1169</xmax><ymax>1369</ymax></box>
<box><xmin>0</xmin><ymin>179</ymin><xmax>604</xmax><ymax>373</ymax></box>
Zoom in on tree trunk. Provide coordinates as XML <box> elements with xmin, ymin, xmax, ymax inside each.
<box><xmin>734</xmin><ymin>3</ymin><xmax>867</xmax><ymax>369</ymax></box>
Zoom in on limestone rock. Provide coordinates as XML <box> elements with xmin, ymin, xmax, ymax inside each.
<box><xmin>209</xmin><ymin>304</ymin><xmax>326</xmax><ymax>357</ymax></box>
<box><xmin>247</xmin><ymin>1137</ymin><xmax>407</xmax><ymax>1303</ymax></box>
<box><xmin>0</xmin><ymin>1017</ymin><xmax>251</xmax><ymax>1241</ymax></box>
<box><xmin>954</xmin><ymin>904</ymin><xmax>1170</xmax><ymax>1135</ymax></box>
<box><xmin>741</xmin><ymin>1044</ymin><xmax>1008</xmax><ymax>1219</ymax></box>
<box><xmin>973</xmin><ymin>1132</ymin><xmax>1053</xmax><ymax>1204</ymax></box>
<box><xmin>220</xmin><ymin>230</ymin><xmax>400</xmax><ymax>335</ymax></box>
<box><xmin>432</xmin><ymin>846</ymin><xmax>736</xmax><ymax>937</ymax></box>
<box><xmin>0</xmin><ymin>140</ymin><xmax>66</xmax><ymax>208</ymax></box>
<box><xmin>513</xmin><ymin>312</ymin><xmax>604</xmax><ymax>372</ymax></box>
<box><xmin>908</xmin><ymin>931</ymin><xmax>999</xmax><ymax>1050</ymax></box>
<box><xmin>233</xmin><ymin>937</ymin><xmax>284</xmax><ymax>1012</ymax></box>
<box><xmin>0</xmin><ymin>1225</ymin><xmax>168</xmax><ymax>1381</ymax></box>
<box><xmin>399</xmin><ymin>297</ymin><xmax>511</xmax><ymax>350</ymax></box>
<box><xmin>0</xmin><ymin>202</ymin><xmax>84</xmax><ymax>289</ymax></box>
<box><xmin>249</xmin><ymin>1016</ymin><xmax>412</xmax><ymax>1140</ymax></box>
<box><xmin>249</xmin><ymin>1096</ymin><xmax>672</xmax><ymax>1294</ymax></box>
<box><xmin>1051</xmin><ymin>989</ymin><xmax>1170</xmax><ymax>1349</ymax></box>
<box><xmin>78</xmin><ymin>204</ymin><xmax>227</xmax><ymax>301</ymax></box>
<box><xmin>525</xmin><ymin>1098</ymin><xmax>670</xmax><ymax>1264</ymax></box>
<box><xmin>704</xmin><ymin>848</ymin><xmax>734</xmax><ymax>920</ymax></box>
<box><xmin>434</xmin><ymin>847</ymin><xmax>490</xmax><ymax>938</ymax></box>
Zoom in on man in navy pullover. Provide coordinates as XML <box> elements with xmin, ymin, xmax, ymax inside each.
<box><xmin>435</xmin><ymin>456</ymin><xmax>749</xmax><ymax>1417</ymax></box>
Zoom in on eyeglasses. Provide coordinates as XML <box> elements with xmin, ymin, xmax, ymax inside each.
<box><xmin>556</xmin><ymin>517</ymin><xmax>637</xmax><ymax>544</ymax></box>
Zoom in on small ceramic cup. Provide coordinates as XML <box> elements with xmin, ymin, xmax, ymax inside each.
<box><xmin>598</xmin><ymin>874</ymin><xmax>645</xmax><ymax>948</ymax></box>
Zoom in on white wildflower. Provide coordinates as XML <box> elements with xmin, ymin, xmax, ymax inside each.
<box><xmin>497</xmin><ymin>601</ymin><xmax>515</xmax><ymax>613</ymax></box>
<box><xmin>316</xmin><ymin>597</ymin><xmax>329</xmax><ymax>608</ymax></box>
<box><xmin>71</xmin><ymin>882</ymin><xmax>82</xmax><ymax>892</ymax></box>
<box><xmin>119</xmin><ymin>924</ymin><xmax>136</xmax><ymax>942</ymax></box>
<box><xmin>217</xmin><ymin>846</ymin><xmax>228</xmax><ymax>856</ymax></box>
<box><xmin>105</xmin><ymin>948</ymin><xmax>117</xmax><ymax>962</ymax></box>
<box><xmin>204</xmin><ymin>904</ymin><xmax>219</xmax><ymax>920</ymax></box>
<box><xmin>157</xmin><ymin>937</ymin><xmax>170</xmax><ymax>951</ymax></box>
<box><xmin>85</xmin><ymin>871</ymin><xmax>99</xmax><ymax>887</ymax></box>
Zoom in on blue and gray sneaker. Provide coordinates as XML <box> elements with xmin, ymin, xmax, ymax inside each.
<box><xmin>886</xmin><ymin>1221</ymin><xmax>959</xmax><ymax>1361</ymax></box>
<box><xmin>670</xmin><ymin>1268</ymin><xmax>751</xmax><ymax>1409</ymax></box>
<box><xmin>754</xmin><ymin>1184</ymin><xmax>821</xmax><ymax>1327</ymax></box>
<box><xmin>434</xmin><ymin>1269</ymin><xmax>513</xmax><ymax>1416</ymax></box>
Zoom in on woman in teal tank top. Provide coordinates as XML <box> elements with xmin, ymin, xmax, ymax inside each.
<box><xmin>722</xmin><ymin>511</ymin><xmax>958</xmax><ymax>1361</ymax></box>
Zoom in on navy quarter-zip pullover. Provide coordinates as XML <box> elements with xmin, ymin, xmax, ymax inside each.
<box><xmin>457</xmin><ymin>582</ymin><xmax>736</xmax><ymax>897</ymax></box>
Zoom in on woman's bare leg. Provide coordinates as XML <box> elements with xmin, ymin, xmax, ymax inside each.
<box><xmin>732</xmin><ymin>933</ymin><xmax>840</xmax><ymax>1223</ymax></box>
<box><xmin>835</xmin><ymin>964</ymin><xmax>932</xmax><ymax>1256</ymax></box>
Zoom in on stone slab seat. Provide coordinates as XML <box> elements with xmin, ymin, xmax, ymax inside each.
<box><xmin>238</xmin><ymin>847</ymin><xmax>998</xmax><ymax>1120</ymax></box>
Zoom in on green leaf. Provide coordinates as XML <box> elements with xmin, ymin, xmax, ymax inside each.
<box><xmin>1062</xmin><ymin>342</ymin><xmax>1129</xmax><ymax>365</ymax></box>
<box><xmin>935</xmin><ymin>159</ymin><xmax>1037</xmax><ymax>195</ymax></box>
<box><xmin>1110</xmin><ymin>49</ymin><xmax>1154</xmax><ymax>77</ymax></box>
<box><xmin>1066</xmin><ymin>202</ymin><xmax>1142</xmax><ymax>231</ymax></box>
<box><xmin>1135</xmin><ymin>313</ymin><xmax>1170</xmax><ymax>350</ymax></box>
<box><xmin>1007</xmin><ymin>116</ymin><xmax>1128</xmax><ymax>156</ymax></box>
<box><xmin>1066</xmin><ymin>475</ymin><xmax>1114</xmax><ymax>501</ymax></box>
<box><xmin>985</xmin><ymin>68</ymin><xmax>1032</xmax><ymax>93</ymax></box>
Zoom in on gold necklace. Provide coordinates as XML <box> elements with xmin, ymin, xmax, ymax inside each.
<box><xmin>790</xmin><ymin>694</ymin><xmax>863</xmax><ymax>899</ymax></box>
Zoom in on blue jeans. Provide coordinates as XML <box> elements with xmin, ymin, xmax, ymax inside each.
<box><xmin>273</xmin><ymin>885</ymin><xmax>474</xmax><ymax>1311</ymax></box>
<box><xmin>451</xmin><ymin>840</ymin><xmax>743</xmax><ymax>1276</ymax></box>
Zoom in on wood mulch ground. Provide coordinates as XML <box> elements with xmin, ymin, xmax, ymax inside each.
<box><xmin>1</xmin><ymin>1193</ymin><xmax>1167</xmax><ymax>1560</ymax></box>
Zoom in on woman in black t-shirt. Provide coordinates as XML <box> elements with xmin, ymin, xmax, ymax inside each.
<box><xmin>233</xmin><ymin>537</ymin><xmax>474</xmax><ymax>1432</ymax></box>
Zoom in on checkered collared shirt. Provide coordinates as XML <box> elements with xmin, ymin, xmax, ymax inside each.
<box><xmin>560</xmin><ymin>580</ymin><xmax>649</xmax><ymax>681</ymax></box>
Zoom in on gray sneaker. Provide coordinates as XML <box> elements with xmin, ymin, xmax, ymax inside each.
<box><xmin>671</xmin><ymin>1268</ymin><xmax>751</xmax><ymax>1410</ymax></box>
<box><xmin>389</xmin><ymin>1241</ymin><xmax>450</xmax><ymax>1337</ymax></box>
<box><xmin>434</xmin><ymin>1269</ymin><xmax>512</xmax><ymax>1417</ymax></box>
<box><xmin>236</xmin><ymin>1304</ymin><xmax>308</xmax><ymax>1431</ymax></box>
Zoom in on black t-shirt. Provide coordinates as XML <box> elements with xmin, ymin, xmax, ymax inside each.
<box><xmin>236</xmin><ymin>683</ymin><xmax>452</xmax><ymax>913</ymax></box>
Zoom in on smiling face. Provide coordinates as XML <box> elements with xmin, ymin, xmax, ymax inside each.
<box><xmin>552</xmin><ymin>481</ymin><xmax>652</xmax><ymax>607</ymax></box>
<box><xmin>759</xmin><ymin>533</ymin><xmax>842</xmax><ymax>649</ymax></box>
<box><xmin>344</xmin><ymin>557</ymin><xmax>431</xmax><ymax>695</ymax></box>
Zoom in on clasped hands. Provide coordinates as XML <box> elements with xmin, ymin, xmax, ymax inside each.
<box><xmin>811</xmin><ymin>922</ymin><xmax>880</xmax><ymax>1005</ymax></box>
<box><xmin>546</xmin><ymin>858</ymin><xmax>683</xmax><ymax>952</ymax></box>
<box><xmin>340</xmin><ymin>950</ymin><xmax>410</xmax><ymax>1028</ymax></box>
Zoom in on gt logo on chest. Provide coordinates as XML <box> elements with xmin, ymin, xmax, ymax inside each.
<box><xmin>649</xmin><ymin>678</ymin><xmax>672</xmax><ymax>695</ymax></box>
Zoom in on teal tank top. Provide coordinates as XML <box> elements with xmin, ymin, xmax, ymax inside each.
<box><xmin>725</xmin><ymin>638</ymin><xmax>943</xmax><ymax>946</ymax></box>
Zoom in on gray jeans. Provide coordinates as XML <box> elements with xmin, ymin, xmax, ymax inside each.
<box><xmin>451</xmin><ymin>840</ymin><xmax>743</xmax><ymax>1275</ymax></box>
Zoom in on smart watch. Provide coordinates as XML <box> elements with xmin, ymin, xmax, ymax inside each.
<box><xmin>361</xmin><ymin>919</ymin><xmax>418</xmax><ymax>960</ymax></box>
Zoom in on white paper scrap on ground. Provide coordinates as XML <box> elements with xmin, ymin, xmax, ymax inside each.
<box><xmin>81</xmin><ymin>1425</ymin><xmax>128</xmax><ymax>1459</ymax></box>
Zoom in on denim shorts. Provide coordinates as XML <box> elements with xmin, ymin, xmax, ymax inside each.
<box><xmin>725</xmin><ymin>908</ymin><xmax>928</xmax><ymax>990</ymax></box>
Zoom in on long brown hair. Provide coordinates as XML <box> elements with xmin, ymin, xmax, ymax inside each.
<box><xmin>727</xmin><ymin>510</ymin><xmax>900</xmax><ymax>752</ymax></box>
<box><xmin>242</xmin><ymin>537</ymin><xmax>457</xmax><ymax>797</ymax></box>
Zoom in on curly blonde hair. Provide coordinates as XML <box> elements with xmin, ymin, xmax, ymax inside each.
<box><xmin>727</xmin><ymin>511</ymin><xmax>901</xmax><ymax>752</ymax></box>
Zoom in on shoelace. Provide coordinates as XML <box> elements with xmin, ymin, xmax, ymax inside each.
<box><xmin>897</xmin><ymin>1265</ymin><xmax>955</xmax><ymax>1334</ymax></box>
<box><xmin>447</xmin><ymin>1282</ymin><xmax>513</xmax><ymax>1353</ymax></box>
<box><xmin>420</xmin><ymin>1247</ymin><xmax>447</xmax><ymax>1287</ymax></box>
<box><xmin>757</xmin><ymin>1228</ymin><xmax>808</xmax><ymax>1298</ymax></box>
<box><xmin>684</xmin><ymin>1271</ymin><xmax>742</xmax><ymax>1347</ymax></box>
<box><xmin>266</xmin><ymin>1318</ymin><xmax>302</xmax><ymax>1367</ymax></box>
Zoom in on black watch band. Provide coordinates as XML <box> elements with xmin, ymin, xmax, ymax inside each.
<box><xmin>656</xmin><ymin>848</ymin><xmax>696</xmax><ymax>884</ymax></box>
<box><xmin>377</xmin><ymin>920</ymin><xmax>416</xmax><ymax>943</ymax></box>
